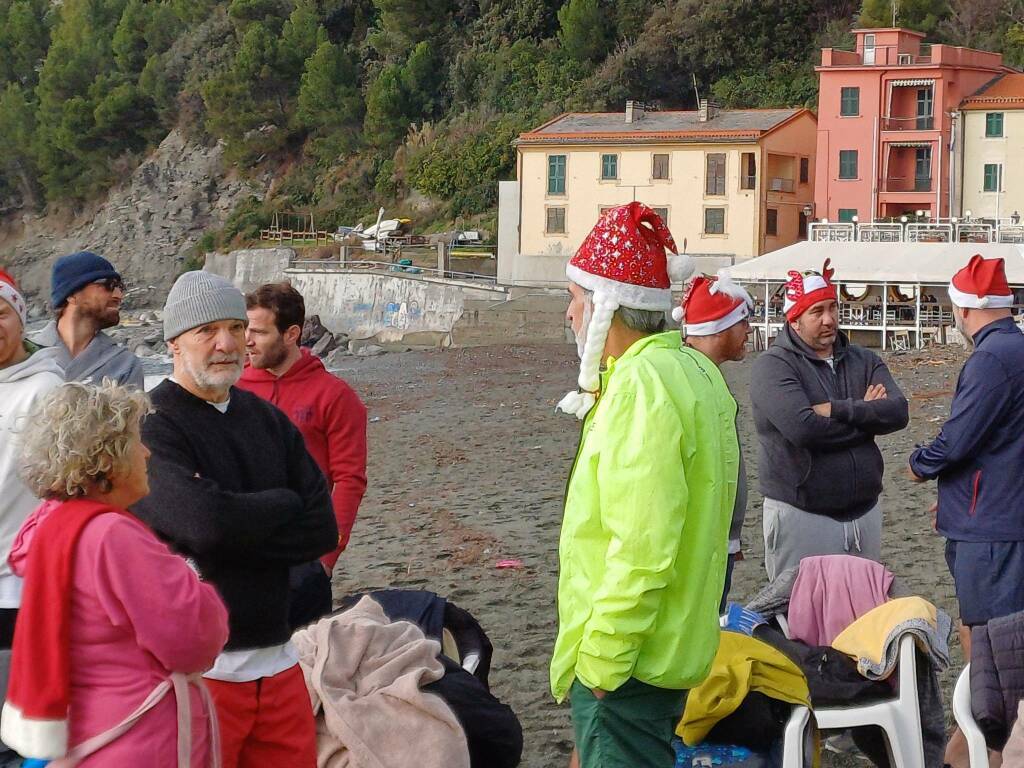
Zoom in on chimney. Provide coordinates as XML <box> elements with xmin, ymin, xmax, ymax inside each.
<box><xmin>698</xmin><ymin>99</ymin><xmax>718</xmax><ymax>122</ymax></box>
<box><xmin>625</xmin><ymin>100</ymin><xmax>645</xmax><ymax>124</ymax></box>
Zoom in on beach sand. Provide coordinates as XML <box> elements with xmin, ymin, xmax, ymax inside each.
<box><xmin>330</xmin><ymin>340</ymin><xmax>971</xmax><ymax>768</ymax></box>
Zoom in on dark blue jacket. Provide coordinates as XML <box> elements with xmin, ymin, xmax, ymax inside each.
<box><xmin>911</xmin><ymin>317</ymin><xmax>1024</xmax><ymax>541</ymax></box>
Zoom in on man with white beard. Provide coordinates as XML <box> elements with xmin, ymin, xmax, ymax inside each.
<box><xmin>133</xmin><ymin>271</ymin><xmax>337</xmax><ymax>768</ymax></box>
<box><xmin>552</xmin><ymin>203</ymin><xmax>739</xmax><ymax>768</ymax></box>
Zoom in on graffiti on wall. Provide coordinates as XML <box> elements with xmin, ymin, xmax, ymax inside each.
<box><xmin>382</xmin><ymin>300</ymin><xmax>423</xmax><ymax>329</ymax></box>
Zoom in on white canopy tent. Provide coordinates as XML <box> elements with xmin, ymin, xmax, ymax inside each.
<box><xmin>725</xmin><ymin>241</ymin><xmax>1024</xmax><ymax>285</ymax></box>
<box><xmin>723</xmin><ymin>241</ymin><xmax>1024</xmax><ymax>350</ymax></box>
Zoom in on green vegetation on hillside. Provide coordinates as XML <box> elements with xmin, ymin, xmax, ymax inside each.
<box><xmin>1</xmin><ymin>0</ymin><xmax>1023</xmax><ymax>243</ymax></box>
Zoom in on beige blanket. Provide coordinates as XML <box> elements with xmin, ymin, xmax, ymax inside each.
<box><xmin>292</xmin><ymin>596</ymin><xmax>470</xmax><ymax>768</ymax></box>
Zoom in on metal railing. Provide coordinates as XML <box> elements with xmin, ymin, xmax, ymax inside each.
<box><xmin>883</xmin><ymin>177</ymin><xmax>933</xmax><ymax>193</ymax></box>
<box><xmin>806</xmin><ymin>220</ymin><xmax>1023</xmax><ymax>244</ymax></box>
<box><xmin>998</xmin><ymin>226</ymin><xmax>1024</xmax><ymax>244</ymax></box>
<box><xmin>808</xmin><ymin>223</ymin><xmax>856</xmax><ymax>242</ymax></box>
<box><xmin>740</xmin><ymin>175</ymin><xmax>757</xmax><ymax>190</ymax></box>
<box><xmin>288</xmin><ymin>258</ymin><xmax>499</xmax><ymax>284</ymax></box>
<box><xmin>856</xmin><ymin>223</ymin><xmax>903</xmax><ymax>242</ymax></box>
<box><xmin>881</xmin><ymin>116</ymin><xmax>935</xmax><ymax>131</ymax></box>
<box><xmin>768</xmin><ymin>177</ymin><xmax>795</xmax><ymax>193</ymax></box>
<box><xmin>956</xmin><ymin>223</ymin><xmax>993</xmax><ymax>243</ymax></box>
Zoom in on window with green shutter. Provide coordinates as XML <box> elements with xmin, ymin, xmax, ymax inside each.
<box><xmin>840</xmin><ymin>87</ymin><xmax>860</xmax><ymax>117</ymax></box>
<box><xmin>600</xmin><ymin>154</ymin><xmax>618</xmax><ymax>180</ymax></box>
<box><xmin>705</xmin><ymin>153</ymin><xmax>726</xmax><ymax>196</ymax></box>
<box><xmin>546</xmin><ymin>207</ymin><xmax>566</xmax><ymax>233</ymax></box>
<box><xmin>838</xmin><ymin>208</ymin><xmax>858</xmax><ymax>223</ymax></box>
<box><xmin>547</xmin><ymin>155</ymin><xmax>566</xmax><ymax>195</ymax></box>
<box><xmin>984</xmin><ymin>164</ymin><xmax>1002</xmax><ymax>192</ymax></box>
<box><xmin>839</xmin><ymin>150</ymin><xmax>858</xmax><ymax>180</ymax></box>
<box><xmin>986</xmin><ymin>113</ymin><xmax>1004</xmax><ymax>138</ymax></box>
<box><xmin>704</xmin><ymin>207</ymin><xmax>725</xmax><ymax>234</ymax></box>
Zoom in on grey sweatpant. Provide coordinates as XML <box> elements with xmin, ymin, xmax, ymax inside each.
<box><xmin>763</xmin><ymin>498</ymin><xmax>882</xmax><ymax>583</ymax></box>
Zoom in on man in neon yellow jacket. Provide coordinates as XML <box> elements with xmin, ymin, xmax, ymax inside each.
<box><xmin>553</xmin><ymin>203</ymin><xmax>738</xmax><ymax>768</ymax></box>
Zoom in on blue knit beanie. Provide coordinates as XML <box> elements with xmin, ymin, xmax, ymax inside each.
<box><xmin>51</xmin><ymin>251</ymin><xmax>121</xmax><ymax>309</ymax></box>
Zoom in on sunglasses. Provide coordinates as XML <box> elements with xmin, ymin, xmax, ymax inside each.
<box><xmin>91</xmin><ymin>277</ymin><xmax>125</xmax><ymax>292</ymax></box>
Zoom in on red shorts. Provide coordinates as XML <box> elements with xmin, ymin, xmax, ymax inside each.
<box><xmin>205</xmin><ymin>664</ymin><xmax>316</xmax><ymax>768</ymax></box>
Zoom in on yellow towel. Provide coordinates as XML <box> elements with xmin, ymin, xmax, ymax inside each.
<box><xmin>678</xmin><ymin>631</ymin><xmax>810</xmax><ymax>745</ymax></box>
<box><xmin>831</xmin><ymin>597</ymin><xmax>937</xmax><ymax>667</ymax></box>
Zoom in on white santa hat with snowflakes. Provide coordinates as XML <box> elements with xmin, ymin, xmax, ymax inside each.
<box><xmin>558</xmin><ymin>202</ymin><xmax>693</xmax><ymax>419</ymax></box>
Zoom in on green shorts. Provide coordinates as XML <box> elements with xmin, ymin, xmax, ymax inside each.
<box><xmin>570</xmin><ymin>677</ymin><xmax>687</xmax><ymax>768</ymax></box>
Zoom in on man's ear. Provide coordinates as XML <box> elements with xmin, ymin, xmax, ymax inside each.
<box><xmin>167</xmin><ymin>338</ymin><xmax>180</xmax><ymax>357</ymax></box>
<box><xmin>285</xmin><ymin>324</ymin><xmax>302</xmax><ymax>347</ymax></box>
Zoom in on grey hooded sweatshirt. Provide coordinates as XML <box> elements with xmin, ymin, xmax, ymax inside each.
<box><xmin>30</xmin><ymin>320</ymin><xmax>144</xmax><ymax>390</ymax></box>
<box><xmin>750</xmin><ymin>326</ymin><xmax>908</xmax><ymax>521</ymax></box>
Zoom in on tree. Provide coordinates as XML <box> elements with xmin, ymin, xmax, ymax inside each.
<box><xmin>363</xmin><ymin>64</ymin><xmax>408</xmax><ymax>146</ymax></box>
<box><xmin>112</xmin><ymin>0</ymin><xmax>150</xmax><ymax>74</ymax></box>
<box><xmin>400</xmin><ymin>40</ymin><xmax>443</xmax><ymax>117</ymax></box>
<box><xmin>859</xmin><ymin>0</ymin><xmax>949</xmax><ymax>36</ymax></box>
<box><xmin>295</xmin><ymin>40</ymin><xmax>361</xmax><ymax>131</ymax></box>
<box><xmin>277</xmin><ymin>1</ymin><xmax>323</xmax><ymax>79</ymax></box>
<box><xmin>557</xmin><ymin>0</ymin><xmax>611</xmax><ymax>63</ymax></box>
<box><xmin>369</xmin><ymin>0</ymin><xmax>451</xmax><ymax>58</ymax></box>
<box><xmin>1</xmin><ymin>0</ymin><xmax>49</xmax><ymax>86</ymax></box>
<box><xmin>0</xmin><ymin>83</ymin><xmax>41</xmax><ymax>207</ymax></box>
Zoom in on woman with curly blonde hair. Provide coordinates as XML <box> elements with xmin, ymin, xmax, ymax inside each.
<box><xmin>0</xmin><ymin>382</ymin><xmax>228</xmax><ymax>767</ymax></box>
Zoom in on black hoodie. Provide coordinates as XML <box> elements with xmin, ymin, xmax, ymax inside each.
<box><xmin>750</xmin><ymin>326</ymin><xmax>909</xmax><ymax>520</ymax></box>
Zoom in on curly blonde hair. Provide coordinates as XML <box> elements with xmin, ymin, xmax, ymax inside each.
<box><xmin>20</xmin><ymin>381</ymin><xmax>152</xmax><ymax>500</ymax></box>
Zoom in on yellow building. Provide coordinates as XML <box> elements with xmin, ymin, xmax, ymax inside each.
<box><xmin>506</xmin><ymin>102</ymin><xmax>817</xmax><ymax>285</ymax></box>
<box><xmin>958</xmin><ymin>74</ymin><xmax>1024</xmax><ymax>222</ymax></box>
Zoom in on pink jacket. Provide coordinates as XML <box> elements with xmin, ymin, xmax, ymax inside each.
<box><xmin>10</xmin><ymin>503</ymin><xmax>228</xmax><ymax>766</ymax></box>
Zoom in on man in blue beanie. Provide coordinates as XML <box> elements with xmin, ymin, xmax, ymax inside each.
<box><xmin>29</xmin><ymin>251</ymin><xmax>144</xmax><ymax>389</ymax></box>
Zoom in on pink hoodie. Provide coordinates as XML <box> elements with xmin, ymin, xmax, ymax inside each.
<box><xmin>10</xmin><ymin>502</ymin><xmax>228</xmax><ymax>766</ymax></box>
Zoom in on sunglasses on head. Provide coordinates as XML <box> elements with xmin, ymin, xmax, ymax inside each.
<box><xmin>91</xmin><ymin>277</ymin><xmax>124</xmax><ymax>292</ymax></box>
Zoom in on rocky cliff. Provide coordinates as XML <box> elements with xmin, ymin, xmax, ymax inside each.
<box><xmin>0</xmin><ymin>130</ymin><xmax>267</xmax><ymax>312</ymax></box>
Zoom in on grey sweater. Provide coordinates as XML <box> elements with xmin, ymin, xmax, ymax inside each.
<box><xmin>30</xmin><ymin>320</ymin><xmax>145</xmax><ymax>390</ymax></box>
<box><xmin>750</xmin><ymin>326</ymin><xmax>908</xmax><ymax>520</ymax></box>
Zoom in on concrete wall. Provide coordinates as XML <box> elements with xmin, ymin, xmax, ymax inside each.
<box><xmin>497</xmin><ymin>180</ymin><xmax>520</xmax><ymax>285</ymax></box>
<box><xmin>961</xmin><ymin>109</ymin><xmax>1023</xmax><ymax>219</ymax></box>
<box><xmin>204</xmin><ymin>248</ymin><xmax>294</xmax><ymax>292</ymax></box>
<box><xmin>286</xmin><ymin>270</ymin><xmax>486</xmax><ymax>342</ymax></box>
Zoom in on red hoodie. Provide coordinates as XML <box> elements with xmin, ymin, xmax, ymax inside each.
<box><xmin>238</xmin><ymin>349</ymin><xmax>367</xmax><ymax>569</ymax></box>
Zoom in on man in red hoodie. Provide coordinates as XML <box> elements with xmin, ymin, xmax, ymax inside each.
<box><xmin>238</xmin><ymin>282</ymin><xmax>367</xmax><ymax>626</ymax></box>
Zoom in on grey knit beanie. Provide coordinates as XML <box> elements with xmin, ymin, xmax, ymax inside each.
<box><xmin>163</xmin><ymin>271</ymin><xmax>248</xmax><ymax>341</ymax></box>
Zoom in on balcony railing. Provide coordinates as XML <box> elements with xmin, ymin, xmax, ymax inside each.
<box><xmin>740</xmin><ymin>175</ymin><xmax>757</xmax><ymax>190</ymax></box>
<box><xmin>882</xmin><ymin>115</ymin><xmax>935</xmax><ymax>131</ymax></box>
<box><xmin>883</xmin><ymin>176</ymin><xmax>933</xmax><ymax>193</ymax></box>
<box><xmin>768</xmin><ymin>177</ymin><xmax>795</xmax><ymax>193</ymax></box>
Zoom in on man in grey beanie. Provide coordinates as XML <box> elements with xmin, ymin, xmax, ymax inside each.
<box><xmin>133</xmin><ymin>271</ymin><xmax>337</xmax><ymax>767</ymax></box>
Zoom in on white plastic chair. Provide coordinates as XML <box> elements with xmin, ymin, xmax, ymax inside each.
<box><xmin>775</xmin><ymin>616</ymin><xmax>924</xmax><ymax>768</ymax></box>
<box><xmin>952</xmin><ymin>664</ymin><xmax>990</xmax><ymax>768</ymax></box>
<box><xmin>814</xmin><ymin>634</ymin><xmax>924</xmax><ymax>768</ymax></box>
<box><xmin>782</xmin><ymin>705</ymin><xmax>812</xmax><ymax>768</ymax></box>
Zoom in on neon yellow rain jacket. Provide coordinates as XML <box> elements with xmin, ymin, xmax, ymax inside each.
<box><xmin>550</xmin><ymin>332</ymin><xmax>738</xmax><ymax>701</ymax></box>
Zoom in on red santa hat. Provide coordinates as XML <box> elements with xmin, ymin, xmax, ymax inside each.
<box><xmin>673</xmin><ymin>270</ymin><xmax>753</xmax><ymax>336</ymax></box>
<box><xmin>558</xmin><ymin>202</ymin><xmax>693</xmax><ymax>419</ymax></box>
<box><xmin>0</xmin><ymin>269</ymin><xmax>27</xmax><ymax>326</ymax></box>
<box><xmin>784</xmin><ymin>259</ymin><xmax>837</xmax><ymax>321</ymax></box>
<box><xmin>948</xmin><ymin>254</ymin><xmax>1013</xmax><ymax>309</ymax></box>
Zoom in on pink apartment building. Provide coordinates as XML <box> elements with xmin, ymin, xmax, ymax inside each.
<box><xmin>814</xmin><ymin>28</ymin><xmax>1010</xmax><ymax>222</ymax></box>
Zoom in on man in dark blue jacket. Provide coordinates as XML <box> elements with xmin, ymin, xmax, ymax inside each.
<box><xmin>911</xmin><ymin>255</ymin><xmax>1024</xmax><ymax>630</ymax></box>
